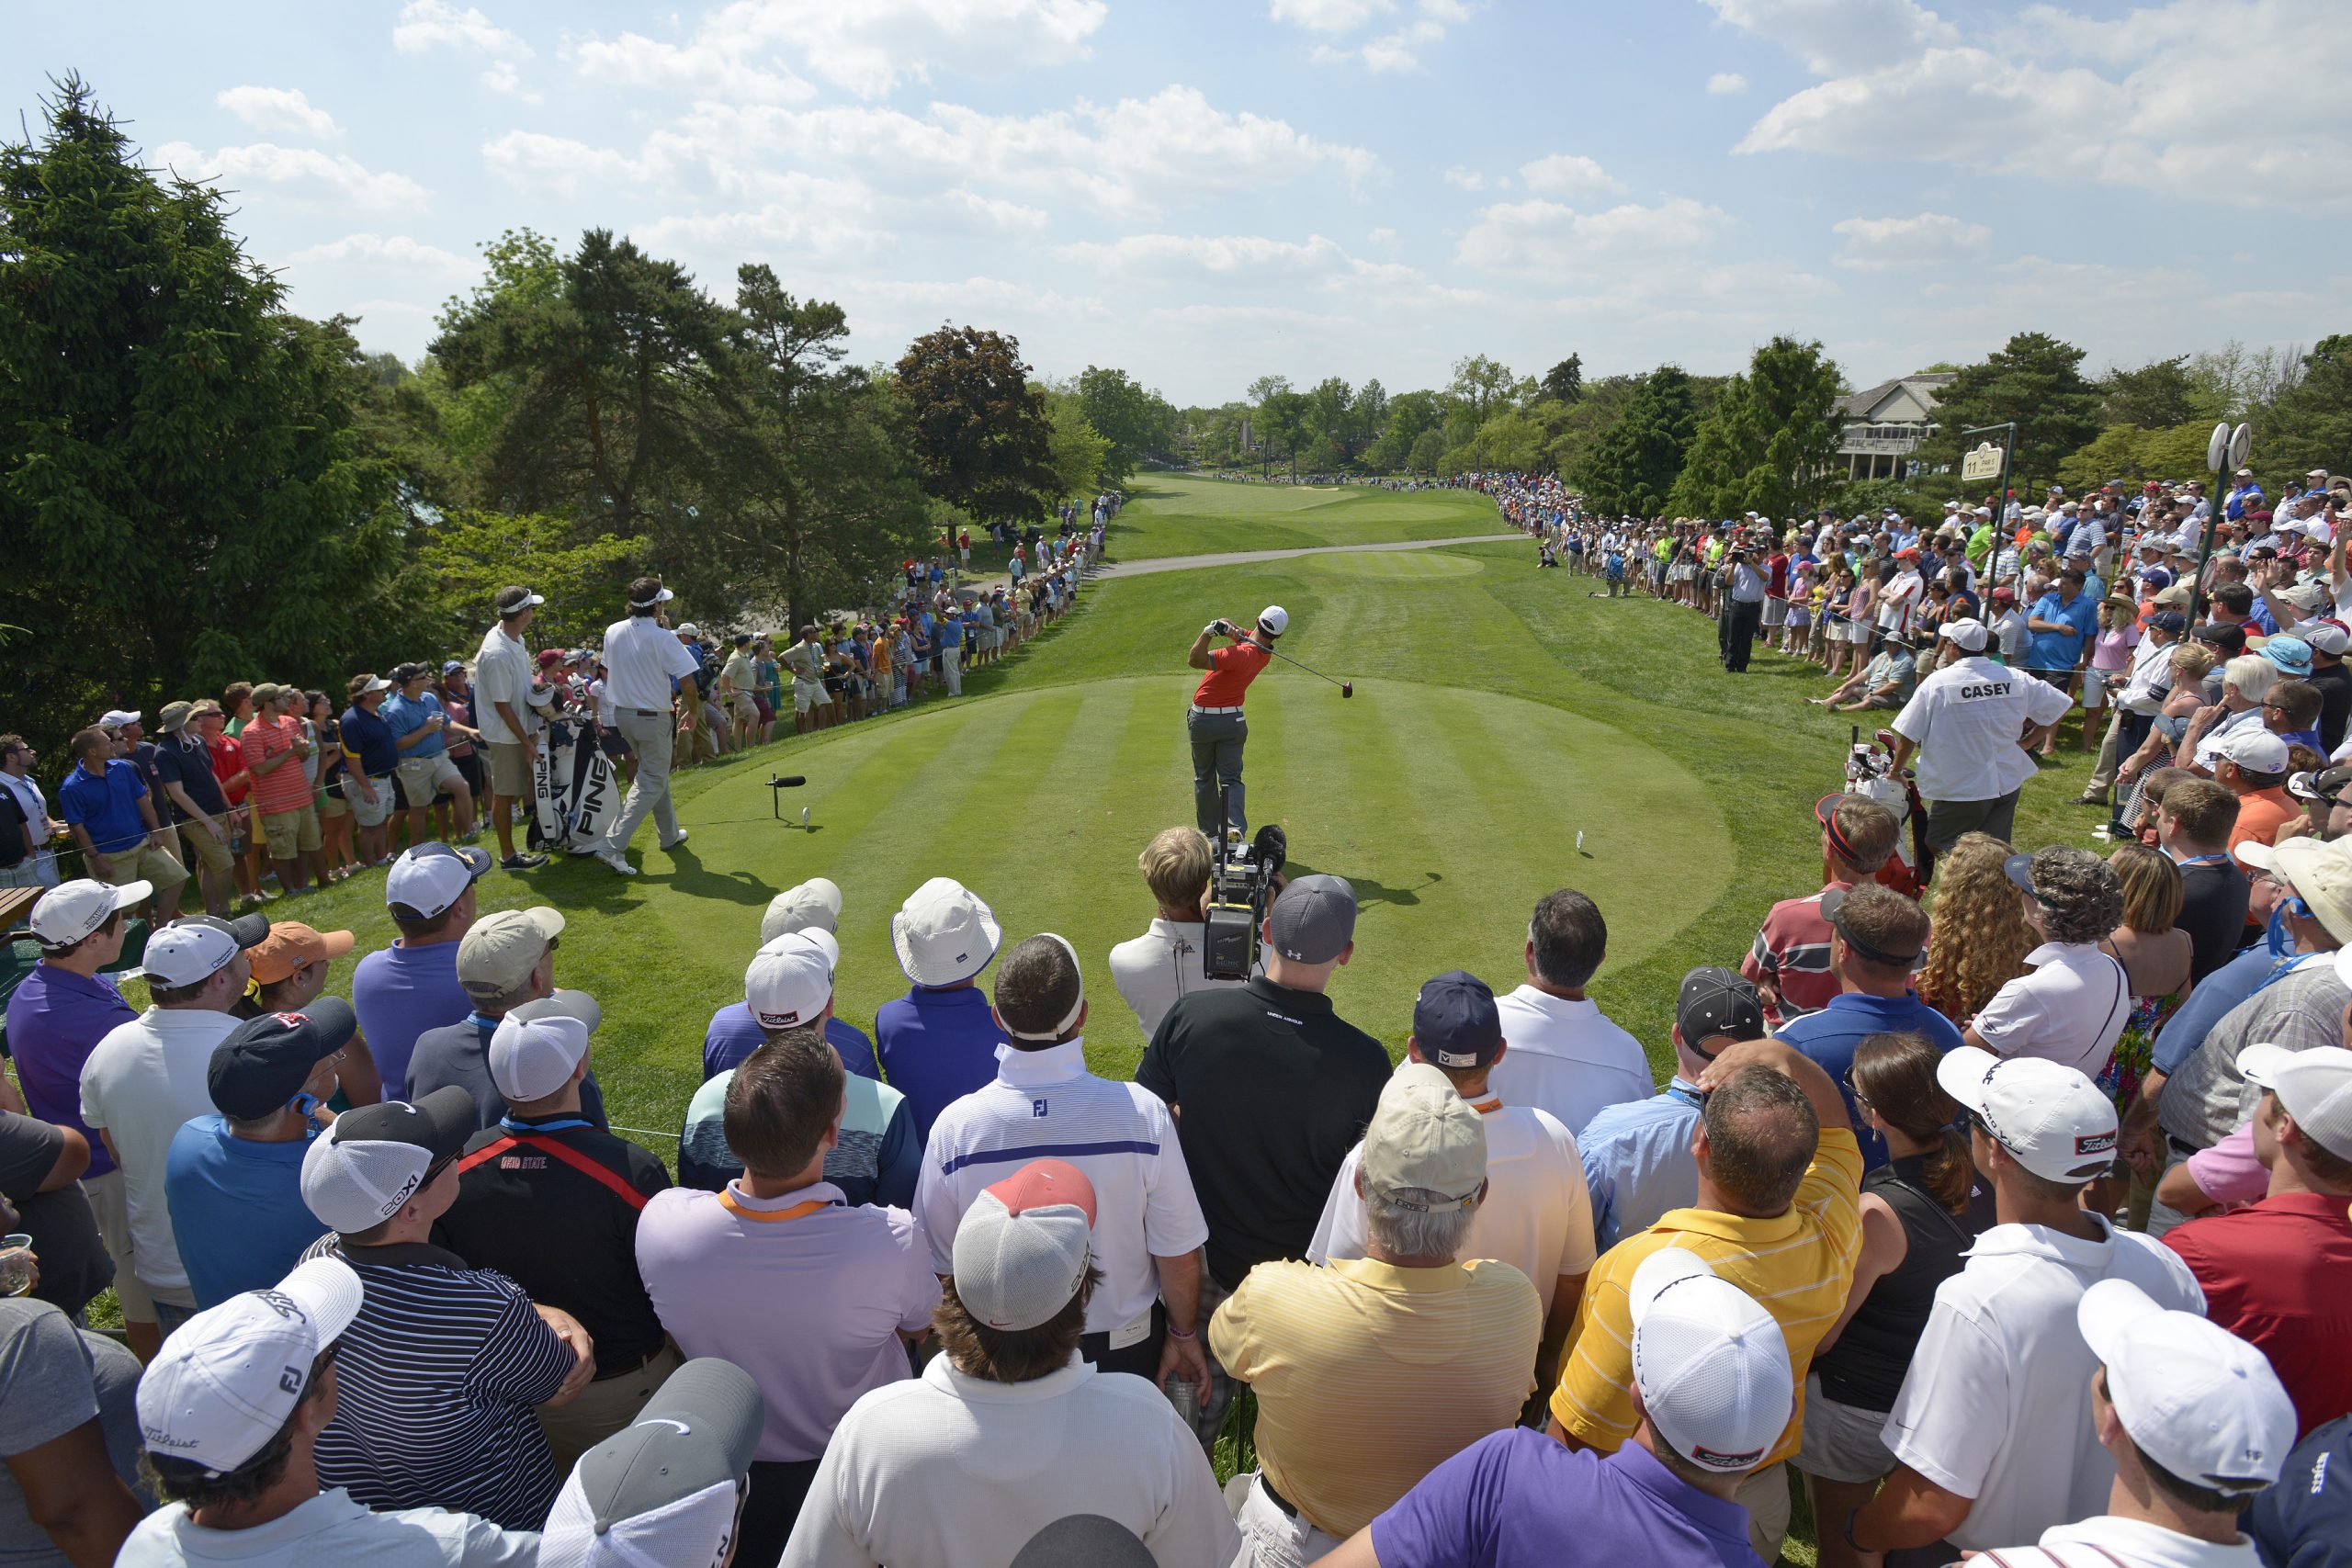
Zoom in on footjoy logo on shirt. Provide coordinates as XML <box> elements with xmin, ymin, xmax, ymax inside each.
<box><xmin>1033</xmin><ymin>1099</ymin><xmax>1049</xmax><ymax>1118</ymax></box>
<box><xmin>2075</xmin><ymin>1130</ymin><xmax>2118</xmax><ymax>1156</ymax></box>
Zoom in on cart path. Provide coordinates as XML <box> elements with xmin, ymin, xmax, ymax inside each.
<box><xmin>1093</xmin><ymin>533</ymin><xmax>1521</xmax><ymax>578</ymax></box>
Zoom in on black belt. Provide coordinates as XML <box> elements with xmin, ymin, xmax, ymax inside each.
<box><xmin>2166</xmin><ymin>1134</ymin><xmax>2200</xmax><ymax>1158</ymax></box>
<box><xmin>630</xmin><ymin>708</ymin><xmax>665</xmax><ymax>717</ymax></box>
<box><xmin>593</xmin><ymin>1345</ymin><xmax>669</xmax><ymax>1382</ymax></box>
<box><xmin>1259</xmin><ymin>1473</ymin><xmax>1298</xmax><ymax>1519</ymax></box>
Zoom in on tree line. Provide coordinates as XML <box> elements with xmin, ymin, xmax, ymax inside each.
<box><xmin>1</xmin><ymin>81</ymin><xmax>1185</xmax><ymax>756</ymax></box>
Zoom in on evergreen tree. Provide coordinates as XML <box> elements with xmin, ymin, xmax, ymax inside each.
<box><xmin>1666</xmin><ymin>336</ymin><xmax>1843</xmax><ymax>520</ymax></box>
<box><xmin>1574</xmin><ymin>367</ymin><xmax>1699</xmax><ymax>515</ymax></box>
<box><xmin>1914</xmin><ymin>332</ymin><xmax>2102</xmax><ymax>491</ymax></box>
<box><xmin>2267</xmin><ymin>334</ymin><xmax>2352</xmax><ymax>481</ymax></box>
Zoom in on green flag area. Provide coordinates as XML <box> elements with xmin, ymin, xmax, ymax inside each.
<box><xmin>182</xmin><ymin>477</ymin><xmax>2106</xmax><ymax>1145</ymax></box>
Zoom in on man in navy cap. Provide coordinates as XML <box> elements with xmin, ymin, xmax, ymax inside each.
<box><xmin>165</xmin><ymin>1000</ymin><xmax>355</xmax><ymax>1308</ymax></box>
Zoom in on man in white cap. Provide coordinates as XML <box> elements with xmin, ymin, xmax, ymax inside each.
<box><xmin>1184</xmin><ymin>604</ymin><xmax>1289</xmax><ymax>841</ymax></box>
<box><xmin>784</xmin><ymin>1158</ymin><xmax>1236</xmax><ymax>1568</ymax></box>
<box><xmin>435</xmin><ymin>1010</ymin><xmax>676</xmax><ymax>1470</ymax></box>
<box><xmin>349</xmin><ymin>840</ymin><xmax>491</xmax><ymax>1097</ymax></box>
<box><xmin>680</xmin><ymin>931</ymin><xmax>916</xmax><ymax>1205</ymax></box>
<box><xmin>1888</xmin><ymin>616</ymin><xmax>2074</xmax><ymax>852</ymax></box>
<box><xmin>1216</xmin><ymin>1063</ymin><xmax>1541</xmax><ymax>1563</ymax></box>
<box><xmin>537</xmin><ymin>1359</ymin><xmax>764</xmax><ymax>1568</ymax></box>
<box><xmin>2161</xmin><ymin>1042</ymin><xmax>2352</xmax><ymax>1439</ymax></box>
<box><xmin>919</xmin><ymin>935</ymin><xmax>1210</xmax><ymax>1390</ymax></box>
<box><xmin>876</xmin><ymin>876</ymin><xmax>1005</xmax><ymax>1142</ymax></box>
<box><xmin>592</xmin><ymin>575</ymin><xmax>702</xmax><ymax>875</ymax></box>
<box><xmin>1961</xmin><ymin>1280</ymin><xmax>2294</xmax><ymax>1568</ymax></box>
<box><xmin>78</xmin><ymin>911</ymin><xmax>267</xmax><ymax>1338</ymax></box>
<box><xmin>1320</xmin><ymin>1250</ymin><xmax>1794</xmax><ymax>1568</ymax></box>
<box><xmin>120</xmin><ymin>1256</ymin><xmax>540</xmax><ymax>1568</ymax></box>
<box><xmin>403</xmin><ymin>905</ymin><xmax>607</xmax><ymax>1128</ymax></box>
<box><xmin>474</xmin><ymin>583</ymin><xmax>549</xmax><ymax>873</ymax></box>
<box><xmin>1849</xmin><ymin>1049</ymin><xmax>2204</xmax><ymax>1562</ymax></box>
<box><xmin>7</xmin><ymin>879</ymin><xmax>146</xmax><ymax>1343</ymax></box>
<box><xmin>700</xmin><ymin>876</ymin><xmax>878</xmax><ymax>1080</ymax></box>
<box><xmin>639</xmin><ymin>1028</ymin><xmax>938</xmax><ymax>1567</ymax></box>
<box><xmin>299</xmin><ymin>1086</ymin><xmax>594</xmax><ymax>1528</ymax></box>
<box><xmin>2134</xmin><ymin>835</ymin><xmax>2352</xmax><ymax>1229</ymax></box>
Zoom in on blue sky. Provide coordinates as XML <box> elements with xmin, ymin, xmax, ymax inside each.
<box><xmin>12</xmin><ymin>0</ymin><xmax>2347</xmax><ymax>406</ymax></box>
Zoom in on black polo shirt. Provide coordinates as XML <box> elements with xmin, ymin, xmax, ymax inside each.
<box><xmin>2307</xmin><ymin>660</ymin><xmax>2352</xmax><ymax>753</ymax></box>
<box><xmin>152</xmin><ymin>730</ymin><xmax>226</xmax><ymax>819</ymax></box>
<box><xmin>1136</xmin><ymin>974</ymin><xmax>1390</xmax><ymax>1290</ymax></box>
<box><xmin>2177</xmin><ymin>859</ymin><xmax>2252</xmax><ymax>982</ymax></box>
<box><xmin>432</xmin><ymin>1112</ymin><xmax>672</xmax><ymax>1378</ymax></box>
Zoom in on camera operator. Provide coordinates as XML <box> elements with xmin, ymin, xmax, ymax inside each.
<box><xmin>1184</xmin><ymin>606</ymin><xmax>1289</xmax><ymax>842</ymax></box>
<box><xmin>1721</xmin><ymin>532</ymin><xmax>1770</xmax><ymax>673</ymax></box>
<box><xmin>1108</xmin><ymin>827</ymin><xmax>1252</xmax><ymax>1037</ymax></box>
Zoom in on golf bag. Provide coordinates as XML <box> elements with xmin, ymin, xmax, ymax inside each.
<box><xmin>564</xmin><ymin>733</ymin><xmax>621</xmax><ymax>852</ymax></box>
<box><xmin>1838</xmin><ymin>727</ymin><xmax>1935</xmax><ymax>897</ymax></box>
<box><xmin>526</xmin><ymin>722</ymin><xmax>571</xmax><ymax>852</ymax></box>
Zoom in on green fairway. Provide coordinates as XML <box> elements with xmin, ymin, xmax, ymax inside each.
<box><xmin>1107</xmin><ymin>472</ymin><xmax>1504</xmax><ymax>559</ymax></box>
<box><xmin>133</xmin><ymin>486</ymin><xmax>2117</xmax><ymax>1145</ymax></box>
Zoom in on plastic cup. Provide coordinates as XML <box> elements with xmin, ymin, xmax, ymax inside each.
<box><xmin>0</xmin><ymin>1235</ymin><xmax>32</xmax><ymax>1298</ymax></box>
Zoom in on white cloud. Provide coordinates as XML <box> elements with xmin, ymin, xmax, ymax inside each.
<box><xmin>571</xmin><ymin>30</ymin><xmax>814</xmax><ymax>103</ymax></box>
<box><xmin>1832</xmin><ymin>211</ymin><xmax>1990</xmax><ymax>267</ymax></box>
<box><xmin>1270</xmin><ymin>0</ymin><xmax>1392</xmax><ymax>30</ymax></box>
<box><xmin>1458</xmin><ymin>196</ymin><xmax>1738</xmax><ymax>279</ymax></box>
<box><xmin>1057</xmin><ymin>231</ymin><xmax>1351</xmax><ymax>279</ymax></box>
<box><xmin>1706</xmin><ymin>71</ymin><xmax>1748</xmax><ymax>95</ymax></box>
<box><xmin>1517</xmin><ymin>153</ymin><xmax>1625</xmax><ymax>199</ymax></box>
<box><xmin>480</xmin><ymin>130</ymin><xmax>647</xmax><ymax>196</ymax></box>
<box><xmin>1310</xmin><ymin>0</ymin><xmax>1474</xmax><ymax>72</ymax></box>
<box><xmin>154</xmin><ymin>141</ymin><xmax>428</xmax><ymax>210</ymax></box>
<box><xmin>1723</xmin><ymin>0</ymin><xmax>2352</xmax><ymax>206</ymax></box>
<box><xmin>1699</xmin><ymin>0</ymin><xmax>1956</xmax><ymax>78</ymax></box>
<box><xmin>1443</xmin><ymin>167</ymin><xmax>1490</xmax><ymax>191</ymax></box>
<box><xmin>845</xmin><ymin>276</ymin><xmax>1110</xmax><ymax>321</ymax></box>
<box><xmin>942</xmin><ymin>188</ymin><xmax>1052</xmax><ymax>232</ymax></box>
<box><xmin>674</xmin><ymin>0</ymin><xmax>1108</xmax><ymax>100</ymax></box>
<box><xmin>392</xmin><ymin>0</ymin><xmax>527</xmax><ymax>57</ymax></box>
<box><xmin>1368</xmin><ymin>226</ymin><xmax>1397</xmax><ymax>243</ymax></box>
<box><xmin>480</xmin><ymin>59</ymin><xmax>540</xmax><ymax>103</ymax></box>
<box><xmin>287</xmin><ymin>232</ymin><xmax>473</xmax><ymax>276</ymax></box>
<box><xmin>216</xmin><ymin>86</ymin><xmax>339</xmax><ymax>140</ymax></box>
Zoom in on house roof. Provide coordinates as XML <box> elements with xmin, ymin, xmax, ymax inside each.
<box><xmin>1837</xmin><ymin>372</ymin><xmax>1957</xmax><ymax>423</ymax></box>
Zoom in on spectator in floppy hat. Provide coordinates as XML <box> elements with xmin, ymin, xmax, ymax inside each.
<box><xmin>874</xmin><ymin>877</ymin><xmax>1003</xmax><ymax>1142</ymax></box>
<box><xmin>164</xmin><ymin>1000</ymin><xmax>356</xmax><ymax>1308</ymax></box>
<box><xmin>299</xmin><ymin>1086</ymin><xmax>594</xmax><ymax>1529</ymax></box>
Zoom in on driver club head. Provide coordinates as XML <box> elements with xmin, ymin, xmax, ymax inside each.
<box><xmin>1340</xmin><ymin>682</ymin><xmax>1353</xmax><ymax>699</ymax></box>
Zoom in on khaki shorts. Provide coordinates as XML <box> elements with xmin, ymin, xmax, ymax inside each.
<box><xmin>343</xmin><ymin>773</ymin><xmax>394</xmax><ymax>828</ymax></box>
<box><xmin>177</xmin><ymin>818</ymin><xmax>234</xmax><ymax>875</ymax></box>
<box><xmin>396</xmin><ymin>753</ymin><xmax>464</xmax><ymax>806</ymax></box>
<box><xmin>488</xmin><ymin>741</ymin><xmax>530</xmax><ymax>797</ymax></box>
<box><xmin>792</xmin><ymin>677</ymin><xmax>828</xmax><ymax>715</ymax></box>
<box><xmin>320</xmin><ymin>787</ymin><xmax>348</xmax><ymax>818</ymax></box>
<box><xmin>82</xmin><ymin>1168</ymin><xmax>156</xmax><ymax>1322</ymax></box>
<box><xmin>99</xmin><ymin>837</ymin><xmax>188</xmax><ymax>893</ymax></box>
<box><xmin>729</xmin><ymin>693</ymin><xmax>760</xmax><ymax>722</ymax></box>
<box><xmin>261</xmin><ymin>804</ymin><xmax>322</xmax><ymax>860</ymax></box>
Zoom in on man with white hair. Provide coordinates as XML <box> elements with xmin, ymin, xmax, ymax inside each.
<box><xmin>2178</xmin><ymin>653</ymin><xmax>2279</xmax><ymax>775</ymax></box>
<box><xmin>1889</xmin><ymin>617</ymin><xmax>2075</xmax><ymax>852</ymax></box>
<box><xmin>1319</xmin><ymin>1249</ymin><xmax>1795</xmax><ymax>1568</ymax></box>
<box><xmin>1213</xmin><ymin>1063</ymin><xmax>1542</xmax><ymax>1565</ymax></box>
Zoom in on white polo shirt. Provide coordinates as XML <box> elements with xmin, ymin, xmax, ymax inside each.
<box><xmin>471</xmin><ymin>623</ymin><xmax>533</xmax><ymax>745</ymax></box>
<box><xmin>1306</xmin><ymin>1091</ymin><xmax>1596</xmax><ymax>1293</ymax></box>
<box><xmin>1487</xmin><ymin>986</ymin><xmax>1654</xmax><ymax>1137</ymax></box>
<box><xmin>916</xmin><ymin>1040</ymin><xmax>1208</xmax><ymax>1343</ymax></box>
<box><xmin>1970</xmin><ymin>1515</ymin><xmax>2262</xmax><ymax>1568</ymax></box>
<box><xmin>1106</xmin><ymin>920</ymin><xmax>1248</xmax><ymax>1039</ymax></box>
<box><xmin>785</xmin><ymin>1353</ymin><xmax>1238</xmax><ymax>1568</ymax></box>
<box><xmin>1970</xmin><ymin>942</ymin><xmax>2132</xmax><ymax>1078</ymax></box>
<box><xmin>1883</xmin><ymin>1217</ymin><xmax>2204</xmax><ymax>1552</ymax></box>
<box><xmin>2117</xmin><ymin>634</ymin><xmax>2177</xmax><ymax>715</ymax></box>
<box><xmin>1893</xmin><ymin>655</ymin><xmax>2075</xmax><ymax>805</ymax></box>
<box><xmin>77</xmin><ymin>1005</ymin><xmax>241</xmax><ymax>1292</ymax></box>
<box><xmin>1878</xmin><ymin>569</ymin><xmax>1925</xmax><ymax>634</ymax></box>
<box><xmin>599</xmin><ymin>615</ymin><xmax>702</xmax><ymax>715</ymax></box>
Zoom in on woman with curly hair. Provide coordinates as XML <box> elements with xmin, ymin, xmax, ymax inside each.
<box><xmin>1916</xmin><ymin>833</ymin><xmax>2036</xmax><ymax>1026</ymax></box>
<box><xmin>1962</xmin><ymin>844</ymin><xmax>2132</xmax><ymax>1077</ymax></box>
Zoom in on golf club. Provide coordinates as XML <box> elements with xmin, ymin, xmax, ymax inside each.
<box><xmin>1262</xmin><ymin>645</ymin><xmax>1353</xmax><ymax>699</ymax></box>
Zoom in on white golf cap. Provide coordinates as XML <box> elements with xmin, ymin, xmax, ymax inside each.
<box><xmin>1938</xmin><ymin>618</ymin><xmax>1989</xmax><ymax>653</ymax></box>
<box><xmin>384</xmin><ymin>841</ymin><xmax>492</xmax><ymax>919</ymax></box>
<box><xmin>99</xmin><ymin>707</ymin><xmax>141</xmax><ymax>728</ymax></box>
<box><xmin>1937</xmin><ymin>1045</ymin><xmax>2119</xmax><ymax>1183</ymax></box>
<box><xmin>676</xmin><ymin>622</ymin><xmax>702</xmax><ymax>637</ymax></box>
<box><xmin>628</xmin><ymin>585</ymin><xmax>675</xmax><ymax>608</ymax></box>
<box><xmin>892</xmin><ymin>876</ymin><xmax>1001</xmax><ymax>987</ymax></box>
<box><xmin>489</xmin><ymin>1012</ymin><xmax>593</xmax><ymax>1103</ymax></box>
<box><xmin>2078</xmin><ymin>1279</ymin><xmax>2294</xmax><ymax>1496</ymax></box>
<box><xmin>2214</xmin><ymin>727</ymin><xmax>2289</xmax><ymax>774</ymax></box>
<box><xmin>2236</xmin><ymin>1042</ymin><xmax>2352</xmax><ymax>1159</ymax></box>
<box><xmin>141</xmin><ymin>921</ymin><xmax>244</xmax><ymax>988</ymax></box>
<box><xmin>1627</xmin><ymin>1249</ymin><xmax>1794</xmax><ymax>1474</ymax></box>
<box><xmin>2234</xmin><ymin>834</ymin><xmax>2352</xmax><ymax>945</ymax></box>
<box><xmin>760</xmin><ymin>876</ymin><xmax>843</xmax><ymax>942</ymax></box>
<box><xmin>1257</xmin><ymin>605</ymin><xmax>1289</xmax><ymax>637</ymax></box>
<box><xmin>746</xmin><ymin>931</ymin><xmax>837</xmax><ymax>1031</ymax></box>
<box><xmin>28</xmin><ymin>878</ymin><xmax>149</xmax><ymax>946</ymax></box>
<box><xmin>136</xmin><ymin>1257</ymin><xmax>364</xmax><ymax>1473</ymax></box>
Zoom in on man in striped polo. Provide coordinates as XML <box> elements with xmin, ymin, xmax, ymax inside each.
<box><xmin>297</xmin><ymin>1087</ymin><xmax>596</xmax><ymax>1529</ymax></box>
<box><xmin>918</xmin><ymin>933</ymin><xmax>1211</xmax><ymax>1389</ymax></box>
<box><xmin>434</xmin><ymin>1011</ymin><xmax>675</xmax><ymax>1472</ymax></box>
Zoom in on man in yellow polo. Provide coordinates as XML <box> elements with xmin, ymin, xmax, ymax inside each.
<box><xmin>1549</xmin><ymin>1035</ymin><xmax>1862</xmax><ymax>1562</ymax></box>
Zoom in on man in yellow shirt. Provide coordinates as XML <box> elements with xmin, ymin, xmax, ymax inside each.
<box><xmin>1212</xmin><ymin>1062</ymin><xmax>1542</xmax><ymax>1565</ymax></box>
<box><xmin>1550</xmin><ymin>1035</ymin><xmax>1862</xmax><ymax>1562</ymax></box>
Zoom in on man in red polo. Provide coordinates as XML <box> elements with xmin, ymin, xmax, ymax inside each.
<box><xmin>1741</xmin><ymin>794</ymin><xmax>1901</xmax><ymax>1025</ymax></box>
<box><xmin>1185</xmin><ymin>605</ymin><xmax>1287</xmax><ymax>842</ymax></box>
<box><xmin>2162</xmin><ymin>1041</ymin><xmax>2352</xmax><ymax>1439</ymax></box>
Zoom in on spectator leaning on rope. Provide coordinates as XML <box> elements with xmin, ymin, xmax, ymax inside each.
<box><xmin>57</xmin><ymin>726</ymin><xmax>187</xmax><ymax>919</ymax></box>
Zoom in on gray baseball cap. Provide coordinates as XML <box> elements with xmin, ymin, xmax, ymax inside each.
<box><xmin>539</xmin><ymin>1358</ymin><xmax>763</xmax><ymax>1568</ymax></box>
<box><xmin>1267</xmin><ymin>874</ymin><xmax>1357</xmax><ymax>964</ymax></box>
